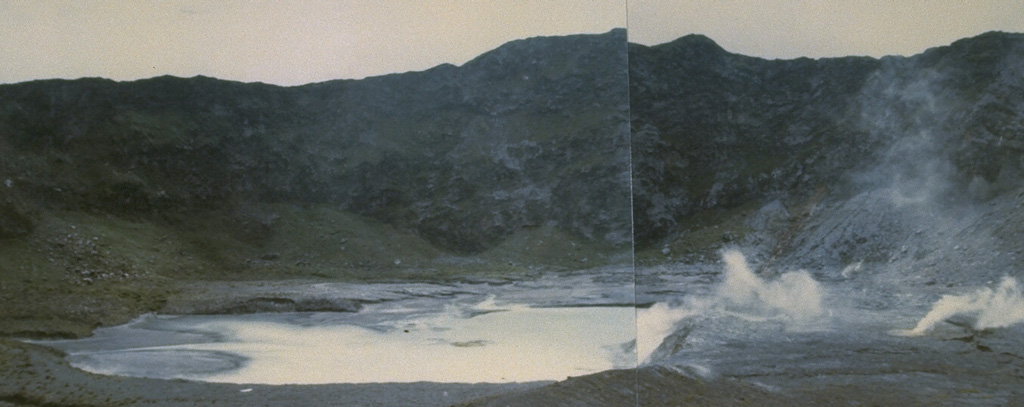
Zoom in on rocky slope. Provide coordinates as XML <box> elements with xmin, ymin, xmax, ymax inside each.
<box><xmin>631</xmin><ymin>31</ymin><xmax>1024</xmax><ymax>280</ymax></box>
<box><xmin>0</xmin><ymin>29</ymin><xmax>631</xmax><ymax>337</ymax></box>
<box><xmin>0</xmin><ymin>29</ymin><xmax>631</xmax><ymax>256</ymax></box>
<box><xmin>621</xmin><ymin>31</ymin><xmax>1024</xmax><ymax>407</ymax></box>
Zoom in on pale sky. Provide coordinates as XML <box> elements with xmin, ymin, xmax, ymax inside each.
<box><xmin>2</xmin><ymin>1</ymin><xmax>1023</xmax><ymax>86</ymax></box>
<box><xmin>629</xmin><ymin>0</ymin><xmax>1024</xmax><ymax>59</ymax></box>
<box><xmin>0</xmin><ymin>1</ymin><xmax>626</xmax><ymax>86</ymax></box>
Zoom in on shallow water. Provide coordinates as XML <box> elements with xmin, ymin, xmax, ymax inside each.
<box><xmin>40</xmin><ymin>303</ymin><xmax>637</xmax><ymax>384</ymax></box>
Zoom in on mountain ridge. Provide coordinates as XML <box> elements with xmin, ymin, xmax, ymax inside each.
<box><xmin>2</xmin><ymin>28</ymin><xmax>1023</xmax><ymax>338</ymax></box>
<box><xmin>0</xmin><ymin>29</ymin><xmax>630</xmax><ymax>336</ymax></box>
<box><xmin>630</xmin><ymin>30</ymin><xmax>1024</xmax><ymax>282</ymax></box>
<box><xmin>0</xmin><ymin>29</ymin><xmax>631</xmax><ymax>255</ymax></box>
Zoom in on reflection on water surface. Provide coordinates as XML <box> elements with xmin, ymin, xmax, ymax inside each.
<box><xmin>40</xmin><ymin>302</ymin><xmax>637</xmax><ymax>384</ymax></box>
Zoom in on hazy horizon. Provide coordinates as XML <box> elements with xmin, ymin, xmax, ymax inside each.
<box><xmin>0</xmin><ymin>1</ymin><xmax>626</xmax><ymax>86</ymax></box>
<box><xmin>2</xmin><ymin>1</ymin><xmax>1023</xmax><ymax>86</ymax></box>
<box><xmin>628</xmin><ymin>0</ymin><xmax>1024</xmax><ymax>59</ymax></box>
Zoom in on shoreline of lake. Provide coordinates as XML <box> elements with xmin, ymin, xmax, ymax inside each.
<box><xmin>0</xmin><ymin>271</ymin><xmax>633</xmax><ymax>406</ymax></box>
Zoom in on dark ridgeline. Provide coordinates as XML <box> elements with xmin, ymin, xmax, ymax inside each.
<box><xmin>630</xmin><ymin>31</ymin><xmax>1024</xmax><ymax>277</ymax></box>
<box><xmin>629</xmin><ymin>34</ymin><xmax>880</xmax><ymax>245</ymax></box>
<box><xmin>0</xmin><ymin>30</ymin><xmax>632</xmax><ymax>338</ymax></box>
<box><xmin>3</xmin><ymin>29</ymin><xmax>1023</xmax><ymax>274</ymax></box>
<box><xmin>0</xmin><ymin>29</ymin><xmax>631</xmax><ymax>255</ymax></box>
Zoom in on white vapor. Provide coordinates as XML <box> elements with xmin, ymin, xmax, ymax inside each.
<box><xmin>898</xmin><ymin>276</ymin><xmax>1024</xmax><ymax>336</ymax></box>
<box><xmin>718</xmin><ymin>250</ymin><xmax>825</xmax><ymax>323</ymax></box>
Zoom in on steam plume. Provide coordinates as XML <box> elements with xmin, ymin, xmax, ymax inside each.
<box><xmin>898</xmin><ymin>276</ymin><xmax>1024</xmax><ymax>336</ymax></box>
<box><xmin>718</xmin><ymin>250</ymin><xmax>825</xmax><ymax>322</ymax></box>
